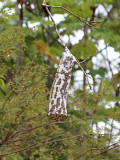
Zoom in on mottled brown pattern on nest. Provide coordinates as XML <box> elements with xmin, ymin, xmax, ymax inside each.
<box><xmin>48</xmin><ymin>114</ymin><xmax>67</xmax><ymax>121</ymax></box>
<box><xmin>48</xmin><ymin>48</ymin><xmax>76</xmax><ymax>120</ymax></box>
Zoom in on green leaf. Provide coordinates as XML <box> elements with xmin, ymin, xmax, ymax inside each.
<box><xmin>0</xmin><ymin>78</ymin><xmax>5</xmax><ymax>86</ymax></box>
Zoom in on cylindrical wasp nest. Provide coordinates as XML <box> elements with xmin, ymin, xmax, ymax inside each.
<box><xmin>48</xmin><ymin>47</ymin><xmax>76</xmax><ymax>121</ymax></box>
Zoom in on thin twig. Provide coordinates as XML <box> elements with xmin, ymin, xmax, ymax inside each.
<box><xmin>73</xmin><ymin>149</ymin><xmax>92</xmax><ymax>160</ymax></box>
<box><xmin>42</xmin><ymin>0</ymin><xmax>65</xmax><ymax>47</ymax></box>
<box><xmin>42</xmin><ymin>4</ymin><xmax>100</xmax><ymax>29</ymax></box>
<box><xmin>0</xmin><ymin>134</ymin><xmax>81</xmax><ymax>157</ymax></box>
<box><xmin>75</xmin><ymin>59</ymin><xmax>92</xmax><ymax>89</ymax></box>
<box><xmin>1</xmin><ymin>91</ymin><xmax>15</xmax><ymax>110</ymax></box>
<box><xmin>91</xmin><ymin>144</ymin><xmax>120</xmax><ymax>158</ymax></box>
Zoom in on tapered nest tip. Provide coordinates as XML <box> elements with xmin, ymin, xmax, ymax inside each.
<box><xmin>48</xmin><ymin>114</ymin><xmax>67</xmax><ymax>121</ymax></box>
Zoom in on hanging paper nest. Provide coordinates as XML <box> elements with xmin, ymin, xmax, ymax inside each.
<box><xmin>47</xmin><ymin>47</ymin><xmax>76</xmax><ymax>121</ymax></box>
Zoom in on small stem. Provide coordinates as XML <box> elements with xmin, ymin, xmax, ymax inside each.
<box><xmin>42</xmin><ymin>1</ymin><xmax>66</xmax><ymax>47</ymax></box>
<box><xmin>75</xmin><ymin>59</ymin><xmax>92</xmax><ymax>90</ymax></box>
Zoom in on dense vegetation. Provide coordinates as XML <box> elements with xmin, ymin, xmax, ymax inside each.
<box><xmin>0</xmin><ymin>0</ymin><xmax>120</xmax><ymax>159</ymax></box>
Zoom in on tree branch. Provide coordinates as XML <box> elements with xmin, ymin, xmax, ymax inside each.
<box><xmin>42</xmin><ymin>4</ymin><xmax>101</xmax><ymax>29</ymax></box>
<box><xmin>91</xmin><ymin>144</ymin><xmax>120</xmax><ymax>158</ymax></box>
<box><xmin>0</xmin><ymin>134</ymin><xmax>81</xmax><ymax>158</ymax></box>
